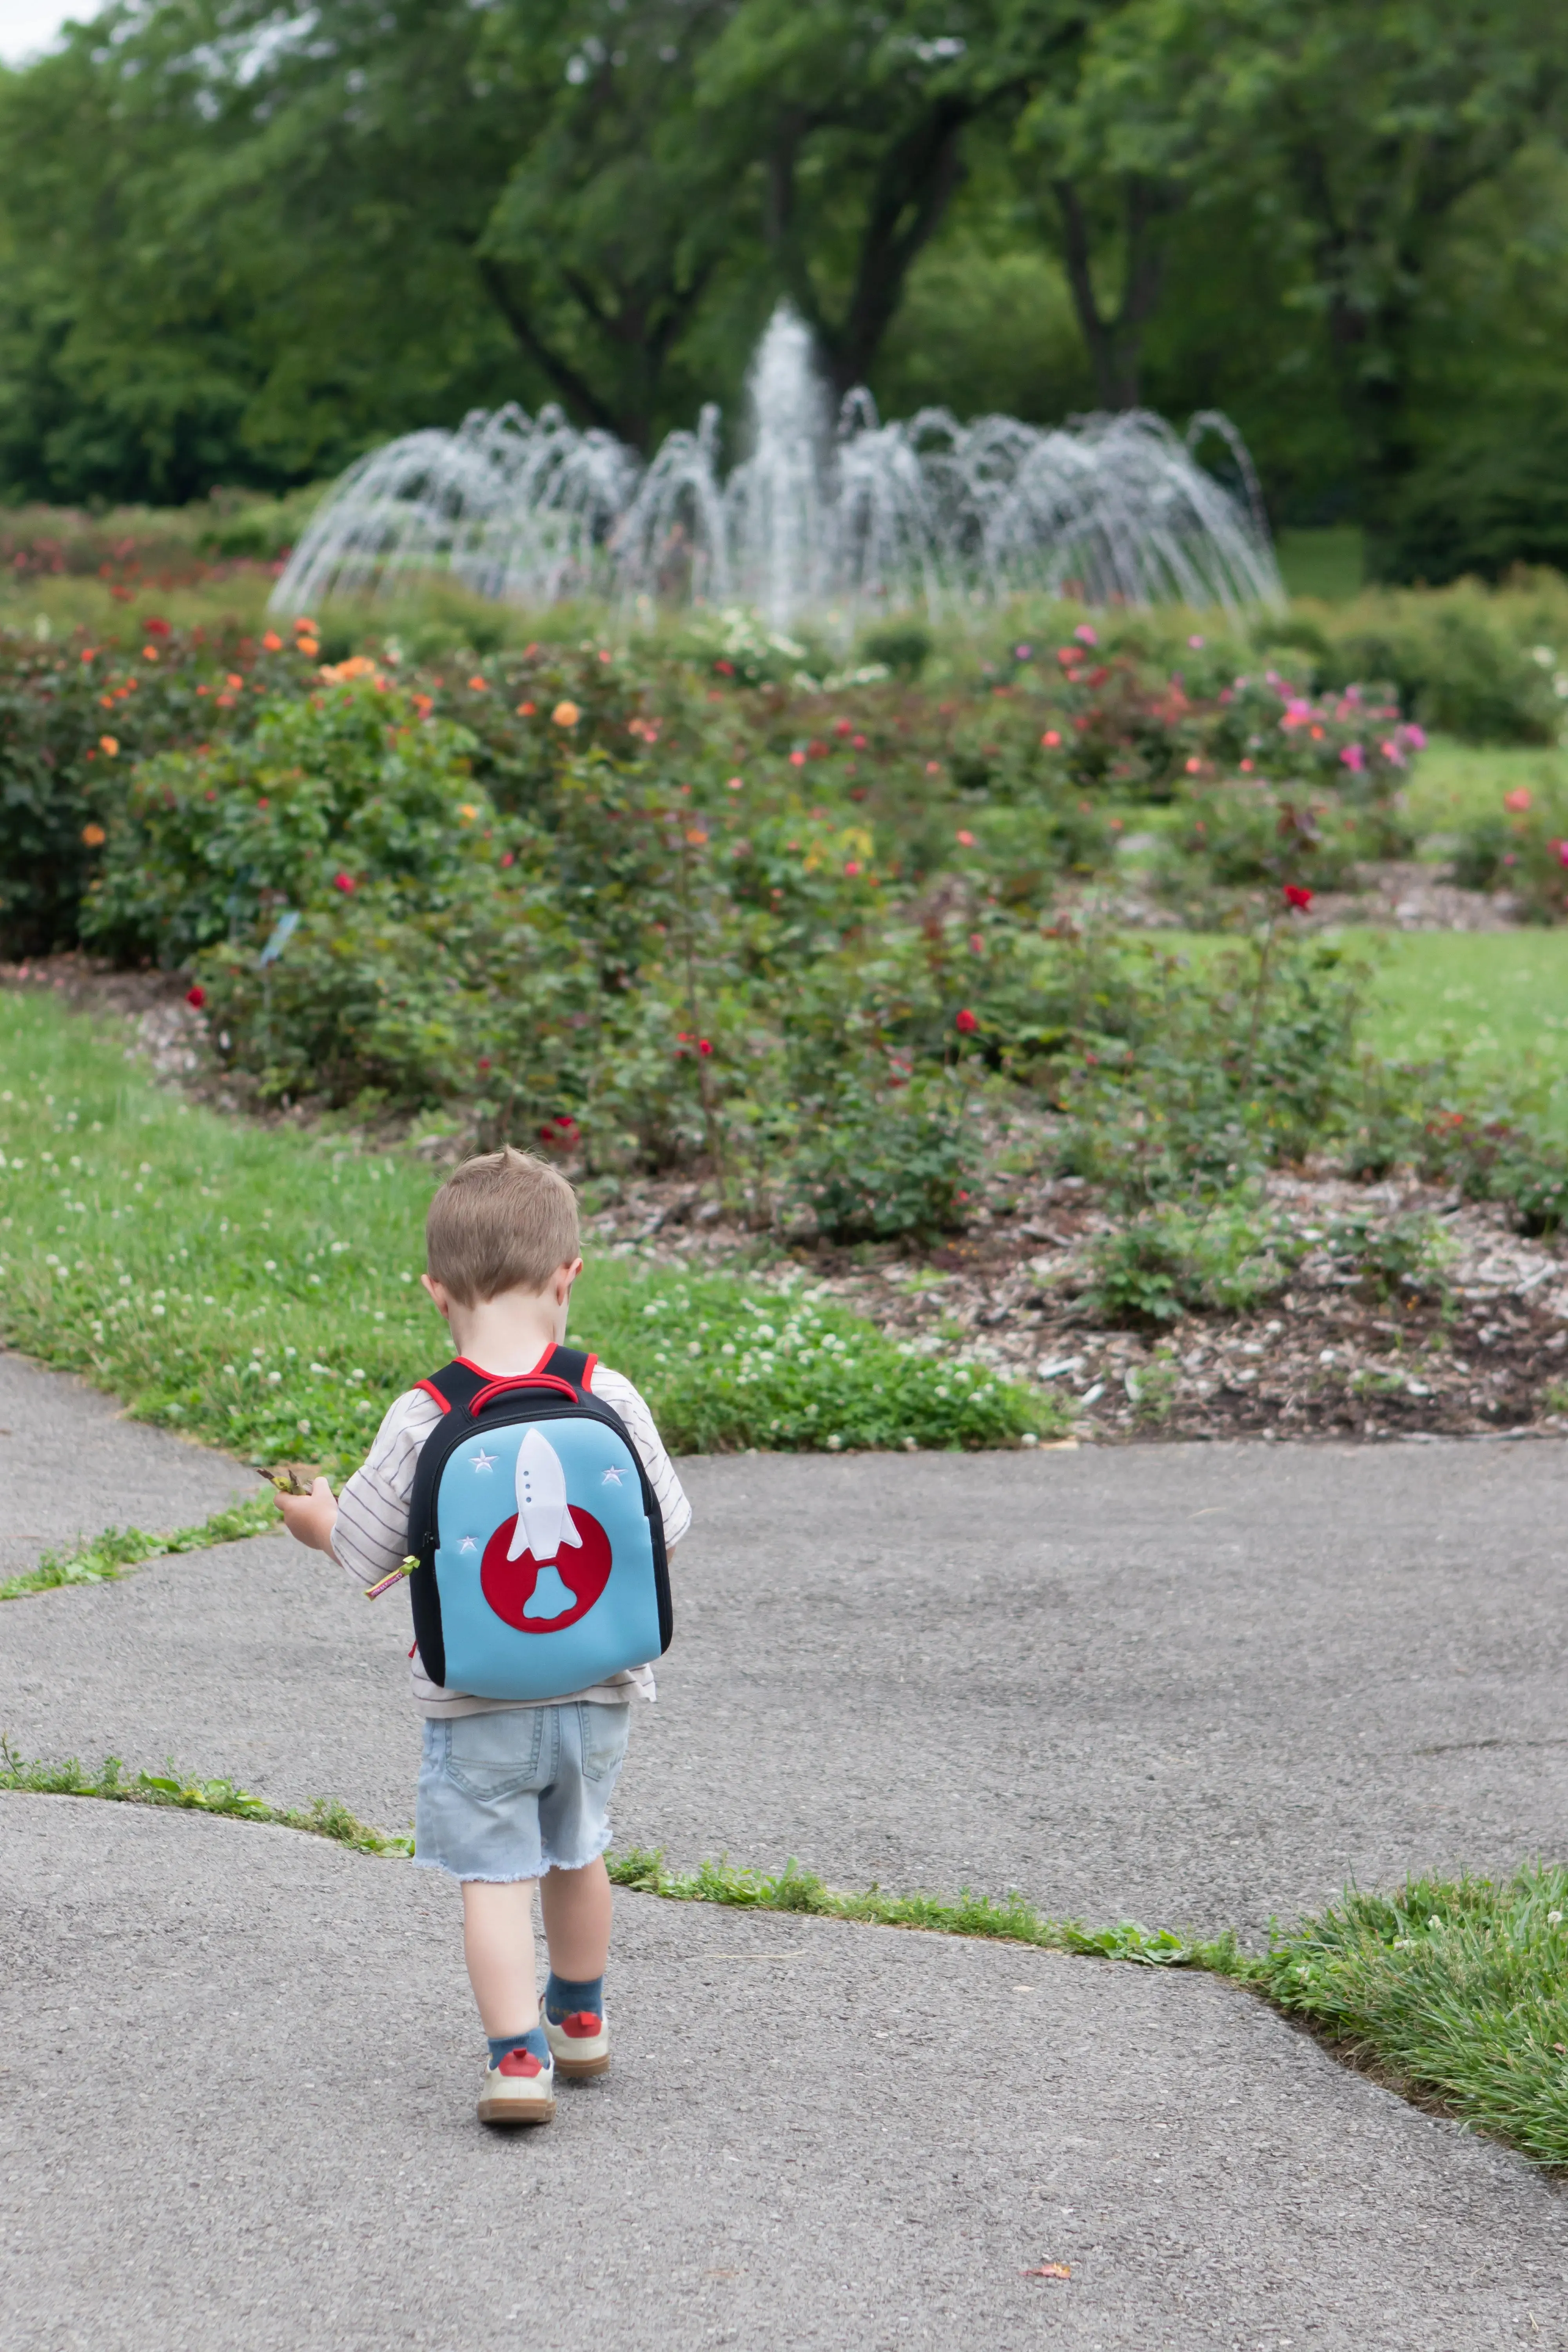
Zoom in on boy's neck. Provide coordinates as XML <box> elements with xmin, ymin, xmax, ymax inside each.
<box><xmin>445</xmin><ymin>1291</ymin><xmax>567</xmax><ymax>1377</ymax></box>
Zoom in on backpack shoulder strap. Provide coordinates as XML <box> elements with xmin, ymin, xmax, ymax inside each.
<box><xmin>542</xmin><ymin>1344</ymin><xmax>597</xmax><ymax>1397</ymax></box>
<box><xmin>416</xmin><ymin>1349</ymin><xmax>598</xmax><ymax>1421</ymax></box>
<box><xmin>414</xmin><ymin>1359</ymin><xmax>489</xmax><ymax>1417</ymax></box>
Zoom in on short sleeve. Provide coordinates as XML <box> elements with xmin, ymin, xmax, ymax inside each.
<box><xmin>589</xmin><ymin>1368</ymin><xmax>692</xmax><ymax>1549</ymax></box>
<box><xmin>331</xmin><ymin>1388</ymin><xmax>444</xmax><ymax>1588</ymax></box>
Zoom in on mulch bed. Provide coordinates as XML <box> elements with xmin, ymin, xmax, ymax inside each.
<box><xmin>585</xmin><ymin>1170</ymin><xmax>1568</xmax><ymax>1445</ymax></box>
<box><xmin>11</xmin><ymin>953</ymin><xmax>1566</xmax><ymax>1446</ymax></box>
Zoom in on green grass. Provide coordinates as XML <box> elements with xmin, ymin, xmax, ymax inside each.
<box><xmin>0</xmin><ymin>1742</ymin><xmax>413</xmax><ymax>1856</ymax></box>
<box><xmin>1254</xmin><ymin>1867</ymin><xmax>1568</xmax><ymax>2167</ymax></box>
<box><xmin>603</xmin><ymin>1847</ymin><xmax>1231</xmax><ymax>1968</ymax></box>
<box><xmin>1160</xmin><ymin>925</ymin><xmax>1568</xmax><ymax>1134</ymax></box>
<box><xmin>0</xmin><ymin>991</ymin><xmax>1057</xmax><ymax>1466</ymax></box>
<box><xmin>1401</xmin><ymin>733</ymin><xmax>1568</xmax><ymax>840</ymax></box>
<box><xmin>0</xmin><ymin>1492</ymin><xmax>278</xmax><ymax>1601</ymax></box>
<box><xmin>1347</xmin><ymin>929</ymin><xmax>1568</xmax><ymax>1133</ymax></box>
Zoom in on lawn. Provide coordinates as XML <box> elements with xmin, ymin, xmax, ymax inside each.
<box><xmin>0</xmin><ymin>990</ymin><xmax>1055</xmax><ymax>1477</ymax></box>
<box><xmin>1344</xmin><ymin>929</ymin><xmax>1568</xmax><ymax>1132</ymax></box>
<box><xmin>1255</xmin><ymin>1866</ymin><xmax>1568</xmax><ymax>2169</ymax></box>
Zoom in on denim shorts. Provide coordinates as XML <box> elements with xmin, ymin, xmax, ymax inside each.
<box><xmin>414</xmin><ymin>1702</ymin><xmax>632</xmax><ymax>1882</ymax></box>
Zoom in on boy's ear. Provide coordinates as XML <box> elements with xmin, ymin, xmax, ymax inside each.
<box><xmin>555</xmin><ymin>1256</ymin><xmax>584</xmax><ymax>1305</ymax></box>
<box><xmin>421</xmin><ymin>1273</ymin><xmax>453</xmax><ymax>1320</ymax></box>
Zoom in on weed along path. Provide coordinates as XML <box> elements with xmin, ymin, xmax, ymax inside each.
<box><xmin>5</xmin><ymin>1362</ymin><xmax>1568</xmax><ymax>2344</ymax></box>
<box><xmin>4</xmin><ymin>1796</ymin><xmax>1564</xmax><ymax>2352</ymax></box>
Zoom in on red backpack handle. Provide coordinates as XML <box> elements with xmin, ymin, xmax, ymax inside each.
<box><xmin>467</xmin><ymin>1372</ymin><xmax>581</xmax><ymax>1415</ymax></box>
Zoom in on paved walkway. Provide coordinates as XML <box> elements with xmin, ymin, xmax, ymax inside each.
<box><xmin>4</xmin><ymin>1380</ymin><xmax>1565</xmax><ymax>1935</ymax></box>
<box><xmin>2</xmin><ymin>1350</ymin><xmax>1565</xmax><ymax>2346</ymax></box>
<box><xmin>0</xmin><ymin>1348</ymin><xmax>250</xmax><ymax>1576</ymax></box>
<box><xmin>5</xmin><ymin>1796</ymin><xmax>1562</xmax><ymax>2351</ymax></box>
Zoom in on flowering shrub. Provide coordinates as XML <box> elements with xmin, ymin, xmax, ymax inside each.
<box><xmin>1451</xmin><ymin>784</ymin><xmax>1568</xmax><ymax>922</ymax></box>
<box><xmin>1176</xmin><ymin>775</ymin><xmax>1412</xmax><ymax>894</ymax></box>
<box><xmin>1056</xmin><ymin>935</ymin><xmax>1365</xmax><ymax>1206</ymax></box>
<box><xmin>0</xmin><ymin>622</ymin><xmax>323</xmax><ymax>955</ymax></box>
<box><xmin>783</xmin><ymin>1073</ymin><xmax>975</xmax><ymax>1243</ymax></box>
<box><xmin>82</xmin><ymin>675</ymin><xmax>497</xmax><ymax>961</ymax></box>
<box><xmin>1188</xmin><ymin>673</ymin><xmax>1426</xmax><ymax>791</ymax></box>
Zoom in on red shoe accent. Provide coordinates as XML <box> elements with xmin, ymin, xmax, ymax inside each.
<box><xmin>499</xmin><ymin>2047</ymin><xmax>544</xmax><ymax>2077</ymax></box>
<box><xmin>560</xmin><ymin>2011</ymin><xmax>603</xmax><ymax>2039</ymax></box>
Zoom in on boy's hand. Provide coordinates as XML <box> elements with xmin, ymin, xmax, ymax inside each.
<box><xmin>274</xmin><ymin>1476</ymin><xmax>339</xmax><ymax>1557</ymax></box>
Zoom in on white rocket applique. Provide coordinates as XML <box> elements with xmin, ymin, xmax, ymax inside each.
<box><xmin>508</xmin><ymin>1428</ymin><xmax>583</xmax><ymax>1563</ymax></box>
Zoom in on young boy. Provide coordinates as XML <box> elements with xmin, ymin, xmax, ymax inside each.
<box><xmin>276</xmin><ymin>1147</ymin><xmax>690</xmax><ymax>2128</ymax></box>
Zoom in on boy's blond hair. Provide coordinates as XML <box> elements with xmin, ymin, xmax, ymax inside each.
<box><xmin>425</xmin><ymin>1147</ymin><xmax>580</xmax><ymax>1307</ymax></box>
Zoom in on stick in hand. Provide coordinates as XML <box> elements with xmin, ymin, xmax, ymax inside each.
<box><xmin>366</xmin><ymin>1555</ymin><xmax>420</xmax><ymax>1601</ymax></box>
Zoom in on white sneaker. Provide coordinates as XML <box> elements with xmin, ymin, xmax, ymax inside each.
<box><xmin>477</xmin><ymin>2044</ymin><xmax>556</xmax><ymax>2126</ymax></box>
<box><xmin>544</xmin><ymin>2005</ymin><xmax>610</xmax><ymax>2080</ymax></box>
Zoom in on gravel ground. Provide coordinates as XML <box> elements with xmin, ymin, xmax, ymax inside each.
<box><xmin>3</xmin><ymin>1795</ymin><xmax>1563</xmax><ymax>2352</ymax></box>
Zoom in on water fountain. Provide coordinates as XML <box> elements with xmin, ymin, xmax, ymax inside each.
<box><xmin>273</xmin><ymin>303</ymin><xmax>1282</xmax><ymax>622</ymax></box>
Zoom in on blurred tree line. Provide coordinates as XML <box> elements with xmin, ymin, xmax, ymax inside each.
<box><xmin>0</xmin><ymin>0</ymin><xmax>1564</xmax><ymax>580</ymax></box>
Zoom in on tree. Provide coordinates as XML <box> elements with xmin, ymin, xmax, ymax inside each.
<box><xmin>476</xmin><ymin>2</ymin><xmax>742</xmax><ymax>450</ymax></box>
<box><xmin>1020</xmin><ymin>0</ymin><xmax>1564</xmax><ymax>514</ymax></box>
<box><xmin>694</xmin><ymin>1</ymin><xmax>1070</xmax><ymax>398</ymax></box>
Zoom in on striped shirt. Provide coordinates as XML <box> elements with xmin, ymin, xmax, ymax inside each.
<box><xmin>332</xmin><ymin>1367</ymin><xmax>691</xmax><ymax>1718</ymax></box>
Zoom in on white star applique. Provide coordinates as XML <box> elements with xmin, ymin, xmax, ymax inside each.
<box><xmin>459</xmin><ymin>1537</ymin><xmax>478</xmax><ymax>1554</ymax></box>
<box><xmin>601</xmin><ymin>1465</ymin><xmax>626</xmax><ymax>1487</ymax></box>
<box><xmin>468</xmin><ymin>1450</ymin><xmax>497</xmax><ymax>1473</ymax></box>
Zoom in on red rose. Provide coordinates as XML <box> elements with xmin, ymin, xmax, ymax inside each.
<box><xmin>332</xmin><ymin>871</ymin><xmax>356</xmax><ymax>893</ymax></box>
<box><xmin>185</xmin><ymin>985</ymin><xmax>206</xmax><ymax>1009</ymax></box>
<box><xmin>1283</xmin><ymin>884</ymin><xmax>1313</xmax><ymax>910</ymax></box>
<box><xmin>955</xmin><ymin>1008</ymin><xmax>978</xmax><ymax>1034</ymax></box>
<box><xmin>697</xmin><ymin>1038</ymin><xmax>713</xmax><ymax>1057</ymax></box>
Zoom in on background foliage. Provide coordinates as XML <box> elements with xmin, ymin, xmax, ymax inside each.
<box><xmin>0</xmin><ymin>0</ymin><xmax>1565</xmax><ymax>578</ymax></box>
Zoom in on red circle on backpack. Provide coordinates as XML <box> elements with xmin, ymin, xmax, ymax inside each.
<box><xmin>480</xmin><ymin>1508</ymin><xmax>612</xmax><ymax>1633</ymax></box>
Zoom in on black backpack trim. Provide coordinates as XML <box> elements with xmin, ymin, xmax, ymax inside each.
<box><xmin>405</xmin><ymin>1347</ymin><xmax>671</xmax><ymax>1692</ymax></box>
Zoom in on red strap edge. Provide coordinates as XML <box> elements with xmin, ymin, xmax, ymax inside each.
<box><xmin>580</xmin><ymin>1353</ymin><xmax>597</xmax><ymax>1393</ymax></box>
<box><xmin>414</xmin><ymin>1378</ymin><xmax>452</xmax><ymax>1415</ymax></box>
<box><xmin>469</xmin><ymin>1372</ymin><xmax>581</xmax><ymax>1414</ymax></box>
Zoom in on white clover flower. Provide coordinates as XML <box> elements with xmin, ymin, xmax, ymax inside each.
<box><xmin>266</xmin><ymin>1370</ymin><xmax>281</xmax><ymax>1386</ymax></box>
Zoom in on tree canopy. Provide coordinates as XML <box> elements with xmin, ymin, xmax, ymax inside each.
<box><xmin>0</xmin><ymin>0</ymin><xmax>1564</xmax><ymax>577</ymax></box>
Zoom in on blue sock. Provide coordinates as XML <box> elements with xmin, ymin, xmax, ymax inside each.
<box><xmin>486</xmin><ymin>2025</ymin><xmax>551</xmax><ymax>2069</ymax></box>
<box><xmin>544</xmin><ymin>1971</ymin><xmax>604</xmax><ymax>2024</ymax></box>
